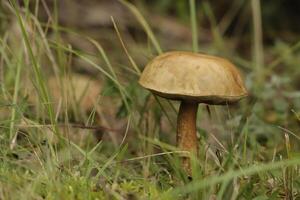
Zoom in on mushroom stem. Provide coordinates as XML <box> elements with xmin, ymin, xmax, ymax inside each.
<box><xmin>177</xmin><ymin>101</ymin><xmax>199</xmax><ymax>174</ymax></box>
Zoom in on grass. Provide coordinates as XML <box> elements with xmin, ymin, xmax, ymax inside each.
<box><xmin>251</xmin><ymin>0</ymin><xmax>264</xmax><ymax>90</ymax></box>
<box><xmin>1</xmin><ymin>0</ymin><xmax>300</xmax><ymax>199</ymax></box>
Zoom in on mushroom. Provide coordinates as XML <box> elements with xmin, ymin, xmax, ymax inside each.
<box><xmin>139</xmin><ymin>51</ymin><xmax>248</xmax><ymax>175</ymax></box>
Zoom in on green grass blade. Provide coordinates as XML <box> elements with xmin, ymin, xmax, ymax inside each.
<box><xmin>167</xmin><ymin>157</ymin><xmax>300</xmax><ymax>197</ymax></box>
<box><xmin>189</xmin><ymin>0</ymin><xmax>198</xmax><ymax>52</ymax></box>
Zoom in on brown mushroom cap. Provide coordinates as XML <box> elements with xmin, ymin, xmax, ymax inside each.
<box><xmin>139</xmin><ymin>51</ymin><xmax>248</xmax><ymax>104</ymax></box>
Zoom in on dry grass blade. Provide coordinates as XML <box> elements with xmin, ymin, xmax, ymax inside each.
<box><xmin>111</xmin><ymin>16</ymin><xmax>141</xmax><ymax>75</ymax></box>
<box><xmin>112</xmin><ymin>151</ymin><xmax>188</xmax><ymax>164</ymax></box>
<box><xmin>119</xmin><ymin>0</ymin><xmax>163</xmax><ymax>55</ymax></box>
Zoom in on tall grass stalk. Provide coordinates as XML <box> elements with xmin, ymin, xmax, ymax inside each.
<box><xmin>202</xmin><ymin>2</ymin><xmax>224</xmax><ymax>52</ymax></box>
<box><xmin>9</xmin><ymin>0</ymin><xmax>59</xmax><ymax>137</ymax></box>
<box><xmin>251</xmin><ymin>0</ymin><xmax>264</xmax><ymax>89</ymax></box>
<box><xmin>113</xmin><ymin>2</ymin><xmax>179</xmax><ymax>128</ymax></box>
<box><xmin>111</xmin><ymin>17</ymin><xmax>141</xmax><ymax>75</ymax></box>
<box><xmin>189</xmin><ymin>0</ymin><xmax>198</xmax><ymax>52</ymax></box>
<box><xmin>0</xmin><ymin>34</ymin><xmax>9</xmax><ymax>98</ymax></box>
<box><xmin>119</xmin><ymin>0</ymin><xmax>163</xmax><ymax>55</ymax></box>
<box><xmin>9</xmin><ymin>51</ymin><xmax>22</xmax><ymax>143</ymax></box>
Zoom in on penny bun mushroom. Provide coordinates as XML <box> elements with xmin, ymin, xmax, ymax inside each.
<box><xmin>139</xmin><ymin>51</ymin><xmax>248</xmax><ymax>175</ymax></box>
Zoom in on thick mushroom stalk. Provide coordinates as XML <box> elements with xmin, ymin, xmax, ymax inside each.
<box><xmin>177</xmin><ymin>101</ymin><xmax>199</xmax><ymax>174</ymax></box>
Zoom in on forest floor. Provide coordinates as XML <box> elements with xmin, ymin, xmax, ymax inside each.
<box><xmin>0</xmin><ymin>0</ymin><xmax>300</xmax><ymax>199</ymax></box>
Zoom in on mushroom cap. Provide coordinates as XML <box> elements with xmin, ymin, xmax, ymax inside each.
<box><xmin>139</xmin><ymin>51</ymin><xmax>248</xmax><ymax>104</ymax></box>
